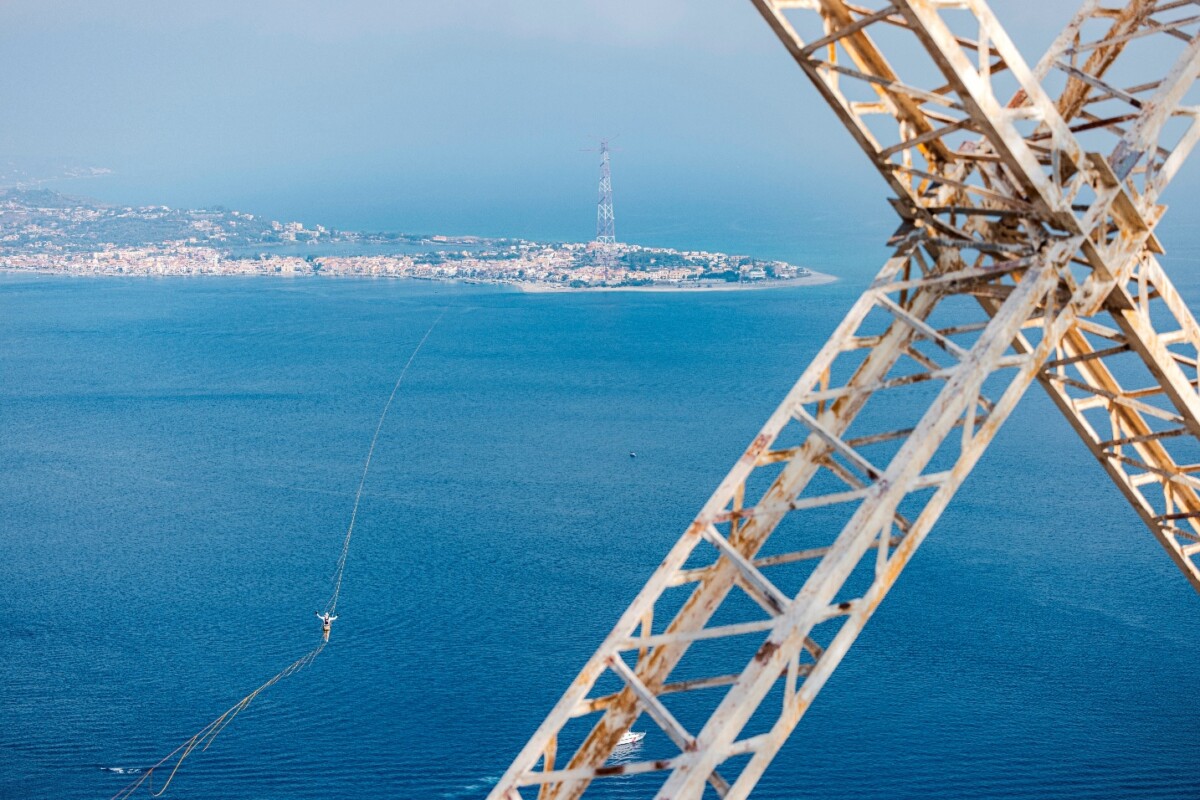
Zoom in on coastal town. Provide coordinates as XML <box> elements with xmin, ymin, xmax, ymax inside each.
<box><xmin>0</xmin><ymin>188</ymin><xmax>829</xmax><ymax>289</ymax></box>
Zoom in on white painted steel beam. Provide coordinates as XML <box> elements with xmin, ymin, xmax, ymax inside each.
<box><xmin>488</xmin><ymin>2</ymin><xmax>1200</xmax><ymax>798</ymax></box>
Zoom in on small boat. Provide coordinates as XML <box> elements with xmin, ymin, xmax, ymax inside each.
<box><xmin>617</xmin><ymin>731</ymin><xmax>646</xmax><ymax>746</ymax></box>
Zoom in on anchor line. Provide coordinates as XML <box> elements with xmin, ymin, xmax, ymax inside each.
<box><xmin>324</xmin><ymin>305</ymin><xmax>448</xmax><ymax>617</ymax></box>
<box><xmin>111</xmin><ymin>307</ymin><xmax>448</xmax><ymax>800</ymax></box>
<box><xmin>110</xmin><ymin>642</ymin><xmax>325</xmax><ymax>800</ymax></box>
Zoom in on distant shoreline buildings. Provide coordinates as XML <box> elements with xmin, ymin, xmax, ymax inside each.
<box><xmin>0</xmin><ymin>188</ymin><xmax>828</xmax><ymax>289</ymax></box>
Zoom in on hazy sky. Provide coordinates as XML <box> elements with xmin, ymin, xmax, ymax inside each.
<box><xmin>3</xmin><ymin>1</ymin><xmax>1194</xmax><ymax>271</ymax></box>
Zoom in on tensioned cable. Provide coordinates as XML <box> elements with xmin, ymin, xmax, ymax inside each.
<box><xmin>110</xmin><ymin>642</ymin><xmax>326</xmax><ymax>800</ymax></box>
<box><xmin>111</xmin><ymin>308</ymin><xmax>447</xmax><ymax>800</ymax></box>
<box><xmin>324</xmin><ymin>305</ymin><xmax>447</xmax><ymax>617</ymax></box>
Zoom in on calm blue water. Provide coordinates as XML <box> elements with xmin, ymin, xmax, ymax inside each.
<box><xmin>2</xmin><ymin>273</ymin><xmax>1199</xmax><ymax>800</ymax></box>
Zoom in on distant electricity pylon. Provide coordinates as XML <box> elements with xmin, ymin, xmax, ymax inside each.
<box><xmin>595</xmin><ymin>139</ymin><xmax>616</xmax><ymax>244</ymax></box>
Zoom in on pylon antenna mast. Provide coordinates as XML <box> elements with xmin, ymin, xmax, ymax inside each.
<box><xmin>595</xmin><ymin>139</ymin><xmax>616</xmax><ymax>244</ymax></box>
<box><xmin>491</xmin><ymin>3</ymin><xmax>1200</xmax><ymax>798</ymax></box>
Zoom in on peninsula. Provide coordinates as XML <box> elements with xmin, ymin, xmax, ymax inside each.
<box><xmin>0</xmin><ymin>189</ymin><xmax>833</xmax><ymax>290</ymax></box>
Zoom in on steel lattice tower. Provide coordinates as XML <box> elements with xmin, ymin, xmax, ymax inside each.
<box><xmin>490</xmin><ymin>3</ymin><xmax>1200</xmax><ymax>798</ymax></box>
<box><xmin>596</xmin><ymin>140</ymin><xmax>616</xmax><ymax>244</ymax></box>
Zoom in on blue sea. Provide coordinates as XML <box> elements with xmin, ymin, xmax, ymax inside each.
<box><xmin>3</xmin><ymin>273</ymin><xmax>1199</xmax><ymax>800</ymax></box>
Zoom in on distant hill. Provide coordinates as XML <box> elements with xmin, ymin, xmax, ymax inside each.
<box><xmin>0</xmin><ymin>188</ymin><xmax>296</xmax><ymax>250</ymax></box>
<box><xmin>2</xmin><ymin>187</ymin><xmax>91</xmax><ymax>209</ymax></box>
<box><xmin>0</xmin><ymin>158</ymin><xmax>112</xmax><ymax>189</ymax></box>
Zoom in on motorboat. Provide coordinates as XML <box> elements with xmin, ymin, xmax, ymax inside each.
<box><xmin>617</xmin><ymin>731</ymin><xmax>646</xmax><ymax>746</ymax></box>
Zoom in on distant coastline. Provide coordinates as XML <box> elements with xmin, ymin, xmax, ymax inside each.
<box><xmin>516</xmin><ymin>272</ymin><xmax>837</xmax><ymax>292</ymax></box>
<box><xmin>1</xmin><ymin>268</ymin><xmax>841</xmax><ymax>292</ymax></box>
<box><xmin>0</xmin><ymin>188</ymin><xmax>837</xmax><ymax>291</ymax></box>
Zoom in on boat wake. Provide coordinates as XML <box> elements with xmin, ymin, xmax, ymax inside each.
<box><xmin>440</xmin><ymin>774</ymin><xmax>498</xmax><ymax>798</ymax></box>
<box><xmin>609</xmin><ymin>731</ymin><xmax>647</xmax><ymax>765</ymax></box>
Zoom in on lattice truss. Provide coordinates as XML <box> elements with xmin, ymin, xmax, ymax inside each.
<box><xmin>488</xmin><ymin>3</ymin><xmax>1200</xmax><ymax>799</ymax></box>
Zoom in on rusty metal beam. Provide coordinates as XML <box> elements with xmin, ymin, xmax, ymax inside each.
<box><xmin>487</xmin><ymin>2</ymin><xmax>1200</xmax><ymax>798</ymax></box>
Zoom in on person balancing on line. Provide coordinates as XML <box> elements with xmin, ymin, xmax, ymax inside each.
<box><xmin>315</xmin><ymin>611</ymin><xmax>337</xmax><ymax>642</ymax></box>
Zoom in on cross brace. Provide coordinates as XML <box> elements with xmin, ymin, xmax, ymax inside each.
<box><xmin>488</xmin><ymin>2</ymin><xmax>1200</xmax><ymax>798</ymax></box>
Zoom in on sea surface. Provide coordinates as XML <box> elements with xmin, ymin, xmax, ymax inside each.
<box><xmin>2</xmin><ymin>273</ymin><xmax>1200</xmax><ymax>800</ymax></box>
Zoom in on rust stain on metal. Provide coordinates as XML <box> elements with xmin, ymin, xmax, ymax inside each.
<box><xmin>741</xmin><ymin>433</ymin><xmax>771</xmax><ymax>464</ymax></box>
<box><xmin>487</xmin><ymin>2</ymin><xmax>1200</xmax><ymax>798</ymax></box>
<box><xmin>593</xmin><ymin>760</ymin><xmax>672</xmax><ymax>778</ymax></box>
<box><xmin>753</xmin><ymin>639</ymin><xmax>780</xmax><ymax>665</ymax></box>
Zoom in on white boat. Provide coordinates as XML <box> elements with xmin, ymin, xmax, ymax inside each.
<box><xmin>617</xmin><ymin>731</ymin><xmax>646</xmax><ymax>746</ymax></box>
